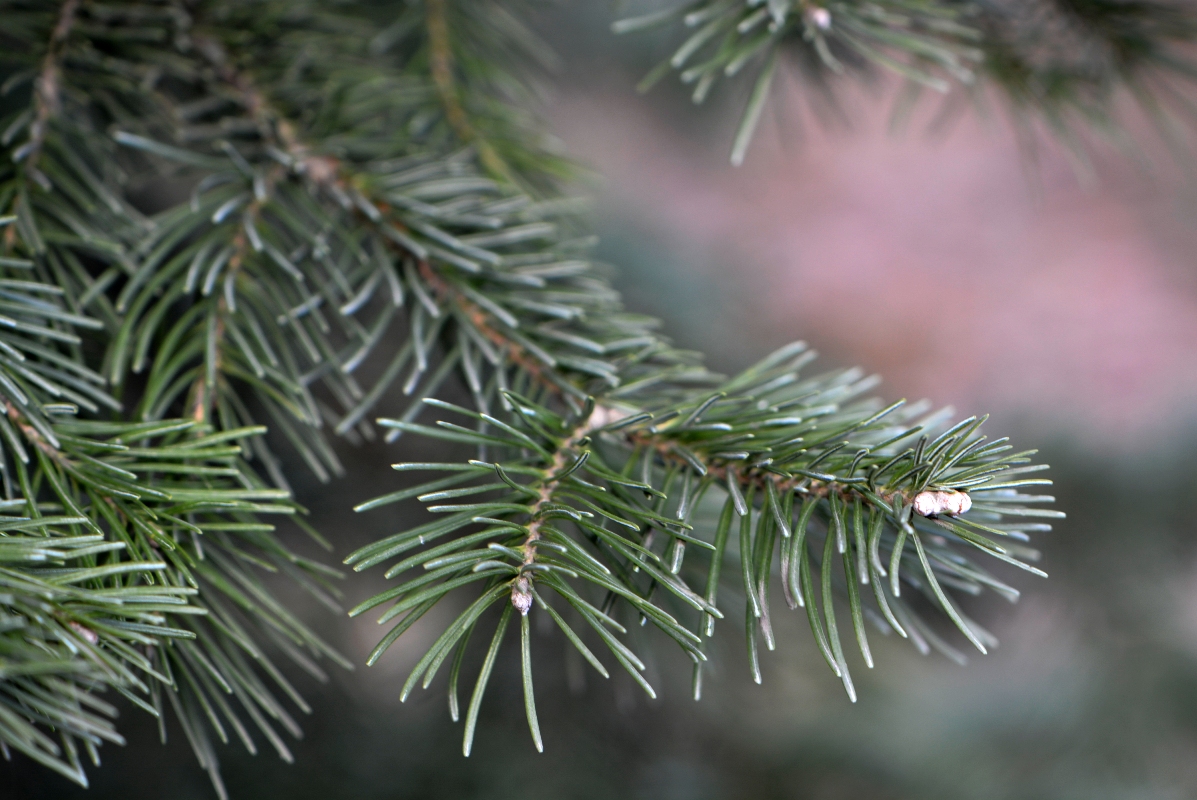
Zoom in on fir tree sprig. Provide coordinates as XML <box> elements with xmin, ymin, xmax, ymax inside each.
<box><xmin>0</xmin><ymin>0</ymin><xmax>1082</xmax><ymax>789</ymax></box>
<box><xmin>1</xmin><ymin>4</ymin><xmax>351</xmax><ymax>792</ymax></box>
<box><xmin>349</xmin><ymin>342</ymin><xmax>1058</xmax><ymax>752</ymax></box>
<box><xmin>618</xmin><ymin>0</ymin><xmax>1197</xmax><ymax>164</ymax></box>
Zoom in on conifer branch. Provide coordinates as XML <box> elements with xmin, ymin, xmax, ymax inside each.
<box><xmin>619</xmin><ymin>0</ymin><xmax>1197</xmax><ymax>164</ymax></box>
<box><xmin>0</xmin><ymin>6</ymin><xmax>353</xmax><ymax>790</ymax></box>
<box><xmin>170</xmin><ymin>15</ymin><xmax>623</xmax><ymax>423</ymax></box>
<box><xmin>352</xmin><ymin>343</ymin><xmax>1057</xmax><ymax>746</ymax></box>
<box><xmin>185</xmin><ymin>23</ymin><xmax>577</xmax><ymax>413</ymax></box>
<box><xmin>0</xmin><ymin>0</ymin><xmax>1104</xmax><ymax>787</ymax></box>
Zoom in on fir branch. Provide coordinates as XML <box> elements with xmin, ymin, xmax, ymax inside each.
<box><xmin>164</xmin><ymin>5</ymin><xmax>1060</xmax><ymax>749</ymax></box>
<box><xmin>127</xmin><ymin>19</ymin><xmax>668</xmax><ymax>433</ymax></box>
<box><xmin>0</xmin><ymin>0</ymin><xmax>1080</xmax><ymax>785</ymax></box>
<box><xmin>192</xmin><ymin>8</ymin><xmax>575</xmax><ymax>397</ymax></box>
<box><xmin>0</xmin><ymin>9</ymin><xmax>352</xmax><ymax>789</ymax></box>
<box><xmin>617</xmin><ymin>0</ymin><xmax>980</xmax><ymax>162</ymax></box>
<box><xmin>619</xmin><ymin>0</ymin><xmax>1197</xmax><ymax>164</ymax></box>
<box><xmin>351</xmin><ymin>344</ymin><xmax>1058</xmax><ymax>749</ymax></box>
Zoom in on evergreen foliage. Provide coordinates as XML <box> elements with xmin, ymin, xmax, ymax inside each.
<box><xmin>8</xmin><ymin>0</ymin><xmax>1187</xmax><ymax>793</ymax></box>
<box><xmin>621</xmin><ymin>0</ymin><xmax>1197</xmax><ymax>163</ymax></box>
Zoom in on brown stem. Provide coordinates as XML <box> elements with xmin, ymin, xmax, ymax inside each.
<box><xmin>186</xmin><ymin>308</ymin><xmax>223</xmax><ymax>424</ymax></box>
<box><xmin>424</xmin><ymin>0</ymin><xmax>512</xmax><ymax>183</ymax></box>
<box><xmin>186</xmin><ymin>233</ymin><xmax>246</xmax><ymax>424</ymax></box>
<box><xmin>24</xmin><ymin>0</ymin><xmax>80</xmax><ymax>179</ymax></box>
<box><xmin>5</xmin><ymin>401</ymin><xmax>66</xmax><ymax>465</ymax></box>
<box><xmin>187</xmin><ymin>34</ymin><xmax>315</xmax><ymax>428</ymax></box>
<box><xmin>624</xmin><ymin>425</ymin><xmax>912</xmax><ymax>513</ymax></box>
<box><xmin>510</xmin><ymin>413</ymin><xmax>601</xmax><ymax>614</ymax></box>
<box><xmin>415</xmin><ymin>260</ymin><xmax>556</xmax><ymax>391</ymax></box>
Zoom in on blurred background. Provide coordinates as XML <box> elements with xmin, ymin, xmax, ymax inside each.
<box><xmin>6</xmin><ymin>4</ymin><xmax>1197</xmax><ymax>799</ymax></box>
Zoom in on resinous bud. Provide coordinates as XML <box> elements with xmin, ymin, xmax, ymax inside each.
<box><xmin>511</xmin><ymin>576</ymin><xmax>533</xmax><ymax>615</ymax></box>
<box><xmin>806</xmin><ymin>7</ymin><xmax>832</xmax><ymax>30</ymax></box>
<box><xmin>913</xmin><ymin>490</ymin><xmax>971</xmax><ymax>518</ymax></box>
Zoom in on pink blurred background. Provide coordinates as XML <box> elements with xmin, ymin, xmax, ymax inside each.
<box><xmin>549</xmin><ymin>81</ymin><xmax>1197</xmax><ymax>449</ymax></box>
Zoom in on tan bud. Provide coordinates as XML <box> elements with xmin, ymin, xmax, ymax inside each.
<box><xmin>512</xmin><ymin>575</ymin><xmax>533</xmax><ymax>615</ymax></box>
<box><xmin>913</xmin><ymin>490</ymin><xmax>971</xmax><ymax>518</ymax></box>
<box><xmin>586</xmin><ymin>404</ymin><xmax>628</xmax><ymax>432</ymax></box>
<box><xmin>512</xmin><ymin>587</ymin><xmax>533</xmax><ymax>615</ymax></box>
<box><xmin>68</xmin><ymin>621</ymin><xmax>99</xmax><ymax>645</ymax></box>
<box><xmin>807</xmin><ymin>7</ymin><xmax>832</xmax><ymax>30</ymax></box>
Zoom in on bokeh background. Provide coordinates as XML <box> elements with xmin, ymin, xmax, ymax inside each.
<box><xmin>6</xmin><ymin>5</ymin><xmax>1197</xmax><ymax>799</ymax></box>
